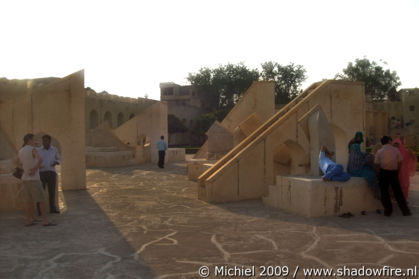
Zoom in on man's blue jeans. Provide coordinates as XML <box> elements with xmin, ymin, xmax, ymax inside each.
<box><xmin>323</xmin><ymin>164</ymin><xmax>350</xmax><ymax>182</ymax></box>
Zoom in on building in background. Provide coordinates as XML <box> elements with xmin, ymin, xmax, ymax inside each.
<box><xmin>160</xmin><ymin>82</ymin><xmax>206</xmax><ymax>146</ymax></box>
<box><xmin>365</xmin><ymin>88</ymin><xmax>419</xmax><ymax>147</ymax></box>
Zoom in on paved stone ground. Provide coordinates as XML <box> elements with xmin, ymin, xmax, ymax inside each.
<box><xmin>1</xmin><ymin>162</ymin><xmax>419</xmax><ymax>279</ymax></box>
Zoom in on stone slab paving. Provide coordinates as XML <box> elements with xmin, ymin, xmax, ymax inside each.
<box><xmin>1</xmin><ymin>163</ymin><xmax>419</xmax><ymax>279</ymax></box>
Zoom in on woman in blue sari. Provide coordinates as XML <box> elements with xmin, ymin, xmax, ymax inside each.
<box><xmin>347</xmin><ymin>131</ymin><xmax>379</xmax><ymax>198</ymax></box>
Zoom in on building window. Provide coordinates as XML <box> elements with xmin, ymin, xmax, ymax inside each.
<box><xmin>163</xmin><ymin>88</ymin><xmax>174</xmax><ymax>96</ymax></box>
<box><xmin>409</xmin><ymin>105</ymin><xmax>415</xmax><ymax>112</ymax></box>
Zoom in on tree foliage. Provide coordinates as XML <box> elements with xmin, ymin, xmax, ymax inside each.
<box><xmin>187</xmin><ymin>63</ymin><xmax>260</xmax><ymax>112</ymax></box>
<box><xmin>336</xmin><ymin>58</ymin><xmax>401</xmax><ymax>102</ymax></box>
<box><xmin>261</xmin><ymin>61</ymin><xmax>307</xmax><ymax>104</ymax></box>
<box><xmin>189</xmin><ymin>112</ymin><xmax>217</xmax><ymax>137</ymax></box>
<box><xmin>168</xmin><ymin>114</ymin><xmax>188</xmax><ymax>134</ymax></box>
<box><xmin>187</xmin><ymin>62</ymin><xmax>307</xmax><ymax>142</ymax></box>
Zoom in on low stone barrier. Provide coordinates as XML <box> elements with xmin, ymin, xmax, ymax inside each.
<box><xmin>263</xmin><ymin>175</ymin><xmax>381</xmax><ymax>217</ymax></box>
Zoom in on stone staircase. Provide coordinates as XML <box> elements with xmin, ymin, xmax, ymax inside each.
<box><xmin>85</xmin><ymin>127</ymin><xmax>138</xmax><ymax>168</ymax></box>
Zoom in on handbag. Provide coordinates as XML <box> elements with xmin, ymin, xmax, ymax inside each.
<box><xmin>12</xmin><ymin>167</ymin><xmax>23</xmax><ymax>179</ymax></box>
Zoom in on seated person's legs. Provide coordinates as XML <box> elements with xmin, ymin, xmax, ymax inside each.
<box><xmin>324</xmin><ymin>164</ymin><xmax>350</xmax><ymax>182</ymax></box>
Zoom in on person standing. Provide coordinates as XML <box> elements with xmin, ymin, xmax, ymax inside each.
<box><xmin>374</xmin><ymin>136</ymin><xmax>411</xmax><ymax>216</ymax></box>
<box><xmin>37</xmin><ymin>134</ymin><xmax>61</xmax><ymax>214</ymax></box>
<box><xmin>18</xmin><ymin>133</ymin><xmax>55</xmax><ymax>226</ymax></box>
<box><xmin>393</xmin><ymin>137</ymin><xmax>417</xmax><ymax>200</ymax></box>
<box><xmin>157</xmin><ymin>135</ymin><xmax>167</xmax><ymax>168</ymax></box>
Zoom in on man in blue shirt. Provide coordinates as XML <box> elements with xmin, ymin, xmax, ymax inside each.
<box><xmin>157</xmin><ymin>135</ymin><xmax>168</xmax><ymax>168</ymax></box>
<box><xmin>319</xmin><ymin>145</ymin><xmax>350</xmax><ymax>182</ymax></box>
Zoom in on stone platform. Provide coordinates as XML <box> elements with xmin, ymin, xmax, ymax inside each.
<box><xmin>165</xmin><ymin>148</ymin><xmax>186</xmax><ymax>162</ymax></box>
<box><xmin>263</xmin><ymin>176</ymin><xmax>382</xmax><ymax>217</ymax></box>
<box><xmin>1</xmin><ymin>163</ymin><xmax>418</xmax><ymax>279</ymax></box>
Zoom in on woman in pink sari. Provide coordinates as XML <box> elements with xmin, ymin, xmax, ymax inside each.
<box><xmin>393</xmin><ymin>138</ymin><xmax>417</xmax><ymax>199</ymax></box>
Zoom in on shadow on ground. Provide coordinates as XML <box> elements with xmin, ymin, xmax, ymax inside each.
<box><xmin>0</xmin><ymin>190</ymin><xmax>155</xmax><ymax>278</ymax></box>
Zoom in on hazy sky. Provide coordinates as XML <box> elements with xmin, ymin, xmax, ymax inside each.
<box><xmin>1</xmin><ymin>0</ymin><xmax>418</xmax><ymax>100</ymax></box>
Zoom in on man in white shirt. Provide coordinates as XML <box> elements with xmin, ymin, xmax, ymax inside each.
<box><xmin>374</xmin><ymin>136</ymin><xmax>411</xmax><ymax>216</ymax></box>
<box><xmin>37</xmin><ymin>134</ymin><xmax>61</xmax><ymax>214</ymax></box>
<box><xmin>18</xmin><ymin>133</ymin><xmax>56</xmax><ymax>226</ymax></box>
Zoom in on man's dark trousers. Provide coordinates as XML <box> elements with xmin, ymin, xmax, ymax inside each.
<box><xmin>378</xmin><ymin>169</ymin><xmax>410</xmax><ymax>216</ymax></box>
<box><xmin>158</xmin><ymin>151</ymin><xmax>165</xmax><ymax>168</ymax></box>
<box><xmin>37</xmin><ymin>171</ymin><xmax>58</xmax><ymax>213</ymax></box>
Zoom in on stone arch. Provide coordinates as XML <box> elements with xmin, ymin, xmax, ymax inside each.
<box><xmin>136</xmin><ymin>134</ymin><xmax>151</xmax><ymax>163</ymax></box>
<box><xmin>89</xmin><ymin>110</ymin><xmax>99</xmax><ymax>129</ymax></box>
<box><xmin>0</xmin><ymin>128</ymin><xmax>16</xmax><ymax>176</ymax></box>
<box><xmin>273</xmin><ymin>140</ymin><xmax>306</xmax><ymax>177</ymax></box>
<box><xmin>117</xmin><ymin>112</ymin><xmax>124</xmax><ymax>127</ymax></box>
<box><xmin>0</xmin><ymin>127</ymin><xmax>16</xmax><ymax>161</ymax></box>
<box><xmin>104</xmin><ymin>111</ymin><xmax>113</xmax><ymax>128</ymax></box>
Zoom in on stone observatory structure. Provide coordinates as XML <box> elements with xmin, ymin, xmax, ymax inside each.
<box><xmin>85</xmin><ymin>91</ymin><xmax>169</xmax><ymax>168</ymax></box>
<box><xmin>188</xmin><ymin>81</ymin><xmax>276</xmax><ymax>180</ymax></box>
<box><xmin>0</xmin><ymin>71</ymin><xmax>86</xmax><ymax>192</ymax></box>
<box><xmin>197</xmin><ymin>80</ymin><xmax>381</xmax><ymax>217</ymax></box>
<box><xmin>0</xmin><ymin>70</ymin><xmax>169</xmax><ymax>211</ymax></box>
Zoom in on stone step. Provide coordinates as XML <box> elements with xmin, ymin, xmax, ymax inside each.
<box><xmin>86</xmin><ymin>146</ymin><xmax>121</xmax><ymax>152</ymax></box>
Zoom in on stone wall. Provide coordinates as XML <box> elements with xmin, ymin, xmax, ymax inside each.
<box><xmin>0</xmin><ymin>71</ymin><xmax>86</xmax><ymax>190</ymax></box>
<box><xmin>113</xmin><ymin>102</ymin><xmax>168</xmax><ymax>163</ymax></box>
<box><xmin>86</xmin><ymin>88</ymin><xmax>156</xmax><ymax>130</ymax></box>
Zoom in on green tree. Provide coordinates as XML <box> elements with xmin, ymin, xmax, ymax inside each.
<box><xmin>168</xmin><ymin>114</ymin><xmax>188</xmax><ymax>134</ymax></box>
<box><xmin>190</xmin><ymin>112</ymin><xmax>217</xmax><ymax>138</ymax></box>
<box><xmin>187</xmin><ymin>63</ymin><xmax>260</xmax><ymax>112</ymax></box>
<box><xmin>336</xmin><ymin>58</ymin><xmax>401</xmax><ymax>102</ymax></box>
<box><xmin>261</xmin><ymin>61</ymin><xmax>307</xmax><ymax>104</ymax></box>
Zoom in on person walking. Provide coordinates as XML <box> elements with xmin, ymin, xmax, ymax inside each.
<box><xmin>37</xmin><ymin>134</ymin><xmax>61</xmax><ymax>214</ymax></box>
<box><xmin>374</xmin><ymin>136</ymin><xmax>411</xmax><ymax>216</ymax></box>
<box><xmin>18</xmin><ymin>133</ymin><xmax>56</xmax><ymax>226</ymax></box>
<box><xmin>157</xmin><ymin>135</ymin><xmax>168</xmax><ymax>168</ymax></box>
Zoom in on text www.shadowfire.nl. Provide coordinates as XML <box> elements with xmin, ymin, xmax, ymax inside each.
<box><xmin>198</xmin><ymin>265</ymin><xmax>418</xmax><ymax>278</ymax></box>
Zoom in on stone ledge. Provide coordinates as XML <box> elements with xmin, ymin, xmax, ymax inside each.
<box><xmin>263</xmin><ymin>175</ymin><xmax>382</xmax><ymax>217</ymax></box>
<box><xmin>86</xmin><ymin>151</ymin><xmax>137</xmax><ymax>168</ymax></box>
<box><xmin>166</xmin><ymin>148</ymin><xmax>185</xmax><ymax>162</ymax></box>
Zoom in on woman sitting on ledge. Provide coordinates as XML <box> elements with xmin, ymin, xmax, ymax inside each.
<box><xmin>319</xmin><ymin>146</ymin><xmax>351</xmax><ymax>182</ymax></box>
<box><xmin>347</xmin><ymin>131</ymin><xmax>379</xmax><ymax>197</ymax></box>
